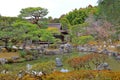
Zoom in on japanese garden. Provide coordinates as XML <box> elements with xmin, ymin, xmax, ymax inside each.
<box><xmin>0</xmin><ymin>0</ymin><xmax>120</xmax><ymax>80</ymax></box>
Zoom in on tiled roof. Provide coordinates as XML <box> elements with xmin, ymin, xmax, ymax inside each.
<box><xmin>48</xmin><ymin>23</ymin><xmax>61</xmax><ymax>30</ymax></box>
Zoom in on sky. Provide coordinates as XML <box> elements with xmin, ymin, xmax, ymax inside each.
<box><xmin>0</xmin><ymin>0</ymin><xmax>98</xmax><ymax>18</ymax></box>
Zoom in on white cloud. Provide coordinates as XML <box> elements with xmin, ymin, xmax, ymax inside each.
<box><xmin>0</xmin><ymin>0</ymin><xmax>98</xmax><ymax>18</ymax></box>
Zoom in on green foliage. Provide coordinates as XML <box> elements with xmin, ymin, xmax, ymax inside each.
<box><xmin>65</xmin><ymin>8</ymin><xmax>87</xmax><ymax>25</ymax></box>
<box><xmin>0</xmin><ymin>16</ymin><xmax>21</xmax><ymax>27</ymax></box>
<box><xmin>18</xmin><ymin>7</ymin><xmax>48</xmax><ymax>28</ymax></box>
<box><xmin>98</xmin><ymin>0</ymin><xmax>120</xmax><ymax>24</ymax></box>
<box><xmin>19</xmin><ymin>50</ymin><xmax>27</xmax><ymax>58</ymax></box>
<box><xmin>12</xmin><ymin>20</ymin><xmax>39</xmax><ymax>41</ymax></box>
<box><xmin>60</xmin><ymin>6</ymin><xmax>98</xmax><ymax>43</ymax></box>
<box><xmin>70</xmin><ymin>23</ymin><xmax>88</xmax><ymax>44</ymax></box>
<box><xmin>60</xmin><ymin>18</ymin><xmax>70</xmax><ymax>30</ymax></box>
<box><xmin>39</xmin><ymin>29</ymin><xmax>56</xmax><ymax>43</ymax></box>
<box><xmin>0</xmin><ymin>26</ymin><xmax>15</xmax><ymax>39</ymax></box>
<box><xmin>60</xmin><ymin>6</ymin><xmax>98</xmax><ymax>27</ymax></box>
<box><xmin>0</xmin><ymin>16</ymin><xmax>22</xmax><ymax>51</ymax></box>
<box><xmin>70</xmin><ymin>23</ymin><xmax>88</xmax><ymax>35</ymax></box>
<box><xmin>0</xmin><ymin>17</ymin><xmax>20</xmax><ymax>39</ymax></box>
<box><xmin>72</xmin><ymin>35</ymin><xmax>94</xmax><ymax>45</ymax></box>
<box><xmin>18</xmin><ymin>7</ymin><xmax>48</xmax><ymax>18</ymax></box>
<box><xmin>98</xmin><ymin>0</ymin><xmax>120</xmax><ymax>40</ymax></box>
<box><xmin>37</xmin><ymin>18</ymin><xmax>48</xmax><ymax>29</ymax></box>
<box><xmin>78</xmin><ymin>35</ymin><xmax>94</xmax><ymax>45</ymax></box>
<box><xmin>32</xmin><ymin>61</ymin><xmax>55</xmax><ymax>73</ymax></box>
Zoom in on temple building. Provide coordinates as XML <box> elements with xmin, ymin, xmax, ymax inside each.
<box><xmin>47</xmin><ymin>23</ymin><xmax>68</xmax><ymax>42</ymax></box>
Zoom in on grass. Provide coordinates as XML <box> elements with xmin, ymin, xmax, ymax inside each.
<box><xmin>0</xmin><ymin>51</ymin><xmax>120</xmax><ymax>74</ymax></box>
<box><xmin>0</xmin><ymin>52</ymin><xmax>84</xmax><ymax>73</ymax></box>
<box><xmin>0</xmin><ymin>52</ymin><xmax>19</xmax><ymax>59</ymax></box>
<box><xmin>106</xmin><ymin>57</ymin><xmax>120</xmax><ymax>71</ymax></box>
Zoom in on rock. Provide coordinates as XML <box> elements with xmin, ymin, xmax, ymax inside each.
<box><xmin>96</xmin><ymin>64</ymin><xmax>104</xmax><ymax>70</ymax></box>
<box><xmin>18</xmin><ymin>46</ymin><xmax>23</xmax><ymax>50</ymax></box>
<box><xmin>55</xmin><ymin>58</ymin><xmax>63</xmax><ymax>67</ymax></box>
<box><xmin>1</xmin><ymin>69</ymin><xmax>9</xmax><ymax>74</ymax></box>
<box><xmin>26</xmin><ymin>64</ymin><xmax>32</xmax><ymax>71</ymax></box>
<box><xmin>11</xmin><ymin>56</ymin><xmax>19</xmax><ymax>61</ymax></box>
<box><xmin>37</xmin><ymin>71</ymin><xmax>43</xmax><ymax>76</ymax></box>
<box><xmin>60</xmin><ymin>45</ymin><xmax>64</xmax><ymax>49</ymax></box>
<box><xmin>0</xmin><ymin>58</ymin><xmax>7</xmax><ymax>64</ymax></box>
<box><xmin>101</xmin><ymin>49</ymin><xmax>111</xmax><ymax>55</ymax></box>
<box><xmin>59</xmin><ymin>45</ymin><xmax>65</xmax><ymax>54</ymax></box>
<box><xmin>116</xmin><ymin>55</ymin><xmax>120</xmax><ymax>60</ymax></box>
<box><xmin>89</xmin><ymin>47</ymin><xmax>98</xmax><ymax>52</ymax></box>
<box><xmin>96</xmin><ymin>62</ymin><xmax>111</xmax><ymax>70</ymax></box>
<box><xmin>60</xmin><ymin>68</ymin><xmax>69</xmax><ymax>72</ymax></box>
<box><xmin>77</xmin><ymin>46</ymin><xmax>87</xmax><ymax>52</ymax></box>
<box><xmin>102</xmin><ymin>62</ymin><xmax>109</xmax><ymax>67</ymax></box>
<box><xmin>0</xmin><ymin>46</ymin><xmax>4</xmax><ymax>52</ymax></box>
<box><xmin>17</xmin><ymin>70</ymin><xmax>25</xmax><ymax>79</ymax></box>
<box><xmin>12</xmin><ymin>46</ymin><xmax>18</xmax><ymax>49</ymax></box>
<box><xmin>45</xmin><ymin>49</ymin><xmax>60</xmax><ymax>55</ymax></box>
<box><xmin>109</xmin><ymin>45</ymin><xmax>115</xmax><ymax>48</ymax></box>
<box><xmin>59</xmin><ymin>43</ymin><xmax>72</xmax><ymax>53</ymax></box>
<box><xmin>38</xmin><ymin>46</ymin><xmax>46</xmax><ymax>54</ymax></box>
<box><xmin>64</xmin><ymin>43</ymin><xmax>72</xmax><ymax>53</ymax></box>
<box><xmin>59</xmin><ymin>48</ymin><xmax>64</xmax><ymax>54</ymax></box>
<box><xmin>111</xmin><ymin>52</ymin><xmax>118</xmax><ymax>57</ymax></box>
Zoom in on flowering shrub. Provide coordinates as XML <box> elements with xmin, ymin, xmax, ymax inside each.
<box><xmin>42</xmin><ymin>70</ymin><xmax>120</xmax><ymax>80</ymax></box>
<box><xmin>0</xmin><ymin>74</ymin><xmax>17</xmax><ymax>80</ymax></box>
<box><xmin>0</xmin><ymin>70</ymin><xmax>120</xmax><ymax>80</ymax></box>
<box><xmin>67</xmin><ymin>53</ymin><xmax>107</xmax><ymax>70</ymax></box>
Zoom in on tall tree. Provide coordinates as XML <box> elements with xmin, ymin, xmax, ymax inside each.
<box><xmin>70</xmin><ymin>23</ymin><xmax>88</xmax><ymax>43</ymax></box>
<box><xmin>18</xmin><ymin>7</ymin><xmax>48</xmax><ymax>28</ymax></box>
<box><xmin>60</xmin><ymin>6</ymin><xmax>98</xmax><ymax>26</ymax></box>
<box><xmin>0</xmin><ymin>16</ymin><xmax>21</xmax><ymax>51</ymax></box>
<box><xmin>98</xmin><ymin>0</ymin><xmax>120</xmax><ymax>39</ymax></box>
<box><xmin>60</xmin><ymin>18</ymin><xmax>70</xmax><ymax>30</ymax></box>
<box><xmin>98</xmin><ymin>0</ymin><xmax>120</xmax><ymax>24</ymax></box>
<box><xmin>12</xmin><ymin>21</ymin><xmax>39</xmax><ymax>49</ymax></box>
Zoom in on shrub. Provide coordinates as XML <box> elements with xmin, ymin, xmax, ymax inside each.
<box><xmin>49</xmin><ymin>44</ymin><xmax>57</xmax><ymax>49</ymax></box>
<box><xmin>116</xmin><ymin>45</ymin><xmax>120</xmax><ymax>51</ymax></box>
<box><xmin>0</xmin><ymin>74</ymin><xmax>17</xmax><ymax>80</ymax></box>
<box><xmin>7</xmin><ymin>58</ymin><xmax>14</xmax><ymax>63</ymax></box>
<box><xmin>1</xmin><ymin>48</ymin><xmax>7</xmax><ymax>53</ymax></box>
<box><xmin>67</xmin><ymin>53</ymin><xmax>104</xmax><ymax>70</ymax></box>
<box><xmin>42</xmin><ymin>70</ymin><xmax>120</xmax><ymax>80</ymax></box>
<box><xmin>32</xmin><ymin>61</ymin><xmax>55</xmax><ymax>74</ymax></box>
<box><xmin>24</xmin><ymin>55</ymin><xmax>33</xmax><ymax>61</ymax></box>
<box><xmin>17</xmin><ymin>58</ymin><xmax>26</xmax><ymax>62</ymax></box>
<box><xmin>19</xmin><ymin>50</ymin><xmax>27</xmax><ymax>58</ymax></box>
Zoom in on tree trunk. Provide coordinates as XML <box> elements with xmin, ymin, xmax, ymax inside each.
<box><xmin>4</xmin><ymin>38</ymin><xmax>9</xmax><ymax>51</ymax></box>
<box><xmin>48</xmin><ymin>41</ymin><xmax>50</xmax><ymax>48</ymax></box>
<box><xmin>23</xmin><ymin>39</ymin><xmax>27</xmax><ymax>50</ymax></box>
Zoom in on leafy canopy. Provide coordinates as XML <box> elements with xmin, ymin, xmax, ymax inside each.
<box><xmin>19</xmin><ymin>7</ymin><xmax>48</xmax><ymax>18</ymax></box>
